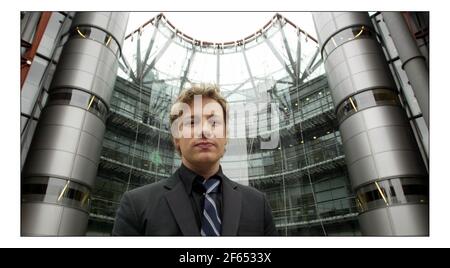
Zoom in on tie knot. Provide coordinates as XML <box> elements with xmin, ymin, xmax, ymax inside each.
<box><xmin>203</xmin><ymin>178</ymin><xmax>220</xmax><ymax>194</ymax></box>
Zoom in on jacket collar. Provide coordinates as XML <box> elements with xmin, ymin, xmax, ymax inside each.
<box><xmin>163</xmin><ymin>169</ymin><xmax>199</xmax><ymax>236</ymax></box>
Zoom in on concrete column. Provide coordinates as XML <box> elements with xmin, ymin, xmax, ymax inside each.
<box><xmin>312</xmin><ymin>12</ymin><xmax>428</xmax><ymax>235</ymax></box>
<box><xmin>21</xmin><ymin>12</ymin><xmax>129</xmax><ymax>236</ymax></box>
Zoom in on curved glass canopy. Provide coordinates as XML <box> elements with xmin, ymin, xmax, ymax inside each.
<box><xmin>120</xmin><ymin>13</ymin><xmax>323</xmax><ymax>101</ymax></box>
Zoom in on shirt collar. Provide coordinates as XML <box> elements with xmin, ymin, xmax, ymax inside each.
<box><xmin>179</xmin><ymin>163</ymin><xmax>224</xmax><ymax>194</ymax></box>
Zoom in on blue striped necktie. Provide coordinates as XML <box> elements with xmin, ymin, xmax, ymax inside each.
<box><xmin>201</xmin><ymin>178</ymin><xmax>221</xmax><ymax>236</ymax></box>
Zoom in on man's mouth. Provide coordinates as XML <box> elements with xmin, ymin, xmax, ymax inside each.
<box><xmin>194</xmin><ymin>142</ymin><xmax>215</xmax><ymax>149</ymax></box>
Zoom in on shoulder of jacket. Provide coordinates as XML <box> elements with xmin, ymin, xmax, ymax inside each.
<box><xmin>233</xmin><ymin>181</ymin><xmax>265</xmax><ymax>198</ymax></box>
<box><xmin>125</xmin><ymin>179</ymin><xmax>168</xmax><ymax>200</ymax></box>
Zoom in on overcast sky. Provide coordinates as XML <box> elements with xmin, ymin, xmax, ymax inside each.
<box><xmin>126</xmin><ymin>12</ymin><xmax>317</xmax><ymax>42</ymax></box>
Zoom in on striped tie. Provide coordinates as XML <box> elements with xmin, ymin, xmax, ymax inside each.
<box><xmin>200</xmin><ymin>178</ymin><xmax>221</xmax><ymax>236</ymax></box>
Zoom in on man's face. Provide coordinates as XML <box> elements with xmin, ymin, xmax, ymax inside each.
<box><xmin>174</xmin><ymin>96</ymin><xmax>227</xmax><ymax>167</ymax></box>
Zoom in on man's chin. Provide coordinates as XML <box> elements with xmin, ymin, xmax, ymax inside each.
<box><xmin>193</xmin><ymin>154</ymin><xmax>219</xmax><ymax>164</ymax></box>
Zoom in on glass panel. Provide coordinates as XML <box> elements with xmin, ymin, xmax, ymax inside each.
<box><xmin>22</xmin><ymin>177</ymin><xmax>91</xmax><ymax>211</ymax></box>
<box><xmin>356</xmin><ymin>177</ymin><xmax>428</xmax><ymax>213</ymax></box>
<box><xmin>322</xmin><ymin>25</ymin><xmax>373</xmax><ymax>60</ymax></box>
<box><xmin>336</xmin><ymin>88</ymin><xmax>400</xmax><ymax>122</ymax></box>
<box><xmin>48</xmin><ymin>89</ymin><xmax>108</xmax><ymax>121</ymax></box>
<box><xmin>71</xmin><ymin>26</ymin><xmax>120</xmax><ymax>57</ymax></box>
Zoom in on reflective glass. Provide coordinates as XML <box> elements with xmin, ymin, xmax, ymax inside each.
<box><xmin>336</xmin><ymin>88</ymin><xmax>400</xmax><ymax>122</ymax></box>
<box><xmin>356</xmin><ymin>177</ymin><xmax>428</xmax><ymax>213</ymax></box>
<box><xmin>71</xmin><ymin>26</ymin><xmax>120</xmax><ymax>57</ymax></box>
<box><xmin>48</xmin><ymin>89</ymin><xmax>108</xmax><ymax>121</ymax></box>
<box><xmin>22</xmin><ymin>177</ymin><xmax>91</xmax><ymax>211</ymax></box>
<box><xmin>322</xmin><ymin>25</ymin><xmax>373</xmax><ymax>60</ymax></box>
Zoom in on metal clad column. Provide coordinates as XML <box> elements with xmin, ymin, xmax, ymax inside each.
<box><xmin>21</xmin><ymin>12</ymin><xmax>129</xmax><ymax>236</ymax></box>
<box><xmin>312</xmin><ymin>12</ymin><xmax>428</xmax><ymax>235</ymax></box>
<box><xmin>382</xmin><ymin>12</ymin><xmax>429</xmax><ymax>127</ymax></box>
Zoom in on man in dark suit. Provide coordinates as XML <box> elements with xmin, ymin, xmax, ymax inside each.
<box><xmin>112</xmin><ymin>84</ymin><xmax>278</xmax><ymax>236</ymax></box>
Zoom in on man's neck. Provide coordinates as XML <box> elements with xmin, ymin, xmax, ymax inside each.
<box><xmin>182</xmin><ymin>159</ymin><xmax>220</xmax><ymax>180</ymax></box>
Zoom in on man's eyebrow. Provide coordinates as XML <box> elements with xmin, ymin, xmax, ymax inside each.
<box><xmin>206</xmin><ymin>113</ymin><xmax>222</xmax><ymax>119</ymax></box>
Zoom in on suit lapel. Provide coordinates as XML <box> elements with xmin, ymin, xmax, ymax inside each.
<box><xmin>221</xmin><ymin>177</ymin><xmax>242</xmax><ymax>236</ymax></box>
<box><xmin>164</xmin><ymin>172</ymin><xmax>200</xmax><ymax>236</ymax></box>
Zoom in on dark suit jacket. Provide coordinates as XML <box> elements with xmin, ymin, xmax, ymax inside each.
<box><xmin>112</xmin><ymin>168</ymin><xmax>278</xmax><ymax>236</ymax></box>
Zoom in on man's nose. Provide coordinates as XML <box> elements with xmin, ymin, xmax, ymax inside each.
<box><xmin>200</xmin><ymin>120</ymin><xmax>213</xmax><ymax>139</ymax></box>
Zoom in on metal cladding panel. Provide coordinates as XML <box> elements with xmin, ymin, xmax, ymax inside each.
<box><xmin>50</xmin><ymin>39</ymin><xmax>117</xmax><ymax>103</ymax></box>
<box><xmin>343</xmin><ymin>131</ymin><xmax>372</xmax><ymax>164</ymax></box>
<box><xmin>368</xmin><ymin>125</ymin><xmax>418</xmax><ymax>154</ymax></box>
<box><xmin>62</xmin><ymin>37</ymin><xmax>108</xmax><ymax>58</ymax></box>
<box><xmin>21</xmin><ymin>203</ymin><xmax>89</xmax><ymax>236</ymax></box>
<box><xmin>21</xmin><ymin>203</ymin><xmax>64</xmax><ymax>236</ymax></box>
<box><xmin>332</xmin><ymin>69</ymin><xmax>395</xmax><ymax>107</ymax></box>
<box><xmin>82</xmin><ymin>108</ymin><xmax>106</xmax><ymax>140</ymax></box>
<box><xmin>327</xmin><ymin>38</ymin><xmax>380</xmax><ymax>63</ymax></box>
<box><xmin>23</xmin><ymin>149</ymin><xmax>74</xmax><ymax>178</ymax></box>
<box><xmin>77</xmin><ymin>131</ymin><xmax>103</xmax><ymax>163</ymax></box>
<box><xmin>51</xmin><ymin>69</ymin><xmax>99</xmax><ymax>95</ymax></box>
<box><xmin>374</xmin><ymin>150</ymin><xmax>427</xmax><ymax>178</ymax></box>
<box><xmin>312</xmin><ymin>12</ymin><xmax>373</xmax><ymax>47</ymax></box>
<box><xmin>339</xmin><ymin>111</ymin><xmax>364</xmax><ymax>142</ymax></box>
<box><xmin>361</xmin><ymin>105</ymin><xmax>408</xmax><ymax>129</ymax></box>
<box><xmin>358</xmin><ymin>206</ymin><xmax>394</xmax><ymax>235</ymax></box>
<box><xmin>29</xmin><ymin>124</ymin><xmax>80</xmax><ymax>154</ymax></box>
<box><xmin>340</xmin><ymin>106</ymin><xmax>408</xmax><ymax>143</ymax></box>
<box><xmin>57</xmin><ymin>206</ymin><xmax>90</xmax><ymax>235</ymax></box>
<box><xmin>388</xmin><ymin>204</ymin><xmax>429</xmax><ymax>236</ymax></box>
<box><xmin>358</xmin><ymin>204</ymin><xmax>428</xmax><ymax>235</ymax></box>
<box><xmin>55</xmin><ymin>49</ymin><xmax>116</xmax><ymax>79</ymax></box>
<box><xmin>325</xmin><ymin>39</ymin><xmax>396</xmax><ymax>104</ymax></box>
<box><xmin>71</xmin><ymin>12</ymin><xmax>129</xmax><ymax>45</ymax></box>
<box><xmin>40</xmin><ymin>105</ymin><xmax>85</xmax><ymax>129</ymax></box>
<box><xmin>59</xmin><ymin>38</ymin><xmax>118</xmax><ymax>81</ymax></box>
<box><xmin>71</xmin><ymin>154</ymin><xmax>98</xmax><ymax>187</ymax></box>
<box><xmin>341</xmin><ymin>106</ymin><xmax>425</xmax><ymax>186</ymax></box>
<box><xmin>347</xmin><ymin>156</ymin><xmax>378</xmax><ymax>188</ymax></box>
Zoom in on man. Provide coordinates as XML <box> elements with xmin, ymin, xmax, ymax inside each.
<box><xmin>112</xmin><ymin>84</ymin><xmax>277</xmax><ymax>236</ymax></box>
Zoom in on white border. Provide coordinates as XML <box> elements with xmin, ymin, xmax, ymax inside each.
<box><xmin>3</xmin><ymin>0</ymin><xmax>449</xmax><ymax>248</ymax></box>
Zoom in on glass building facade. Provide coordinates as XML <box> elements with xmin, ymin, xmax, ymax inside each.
<box><xmin>21</xmin><ymin>12</ymin><xmax>428</xmax><ymax>236</ymax></box>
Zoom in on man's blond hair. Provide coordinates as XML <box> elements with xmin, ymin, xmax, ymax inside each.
<box><xmin>170</xmin><ymin>84</ymin><xmax>228</xmax><ymax>127</ymax></box>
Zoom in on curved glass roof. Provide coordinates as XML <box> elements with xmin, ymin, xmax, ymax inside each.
<box><xmin>119</xmin><ymin>13</ymin><xmax>324</xmax><ymax>103</ymax></box>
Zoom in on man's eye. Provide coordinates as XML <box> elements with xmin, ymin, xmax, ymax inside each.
<box><xmin>213</xmin><ymin>120</ymin><xmax>223</xmax><ymax>127</ymax></box>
